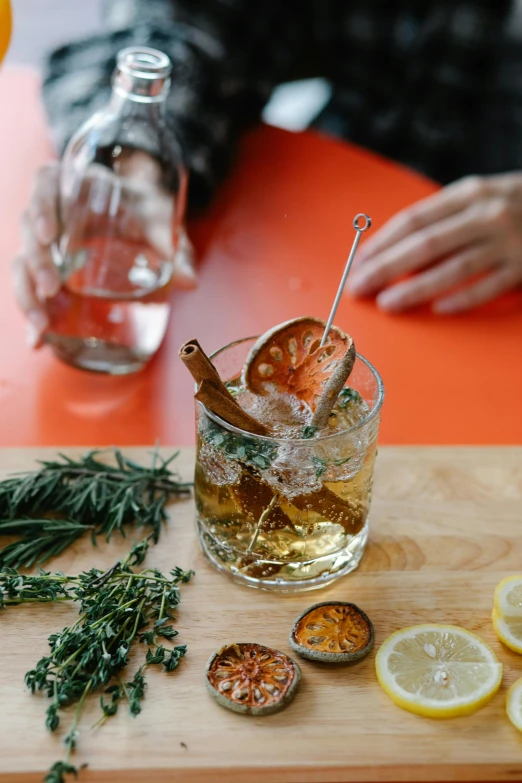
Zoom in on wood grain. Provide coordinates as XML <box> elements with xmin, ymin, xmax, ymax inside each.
<box><xmin>0</xmin><ymin>446</ymin><xmax>521</xmax><ymax>783</ymax></box>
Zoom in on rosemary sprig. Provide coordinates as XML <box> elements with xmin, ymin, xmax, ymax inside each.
<box><xmin>0</xmin><ymin>519</ymin><xmax>90</xmax><ymax>570</ymax></box>
<box><xmin>0</xmin><ymin>449</ymin><xmax>192</xmax><ymax>570</ymax></box>
<box><xmin>2</xmin><ymin>539</ymin><xmax>193</xmax><ymax>783</ymax></box>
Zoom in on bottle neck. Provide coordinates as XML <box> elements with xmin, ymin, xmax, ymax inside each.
<box><xmin>108</xmin><ymin>86</ymin><xmax>168</xmax><ymax>121</ymax></box>
<box><xmin>109</xmin><ymin>46</ymin><xmax>172</xmax><ymax>119</ymax></box>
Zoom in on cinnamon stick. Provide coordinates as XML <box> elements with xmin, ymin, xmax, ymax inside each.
<box><xmin>291</xmin><ymin>485</ymin><xmax>366</xmax><ymax>535</ymax></box>
<box><xmin>179</xmin><ymin>338</ymin><xmax>224</xmax><ymax>389</ymax></box>
<box><xmin>179</xmin><ymin>339</ymin><xmax>268</xmax><ymax>436</ymax></box>
<box><xmin>195</xmin><ymin>381</ymin><xmax>268</xmax><ymax>436</ymax></box>
<box><xmin>310</xmin><ymin>335</ymin><xmax>356</xmax><ymax>429</ymax></box>
<box><xmin>230</xmin><ymin>471</ymin><xmax>295</xmax><ymax>533</ymax></box>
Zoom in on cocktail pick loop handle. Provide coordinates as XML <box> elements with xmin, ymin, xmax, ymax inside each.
<box><xmin>320</xmin><ymin>213</ymin><xmax>372</xmax><ymax>347</ymax></box>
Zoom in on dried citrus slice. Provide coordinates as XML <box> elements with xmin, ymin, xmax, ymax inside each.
<box><xmin>492</xmin><ymin>608</ymin><xmax>522</xmax><ymax>654</ymax></box>
<box><xmin>494</xmin><ymin>575</ymin><xmax>522</xmax><ymax>619</ymax></box>
<box><xmin>506</xmin><ymin>678</ymin><xmax>522</xmax><ymax>731</ymax></box>
<box><xmin>242</xmin><ymin>317</ymin><xmax>355</xmax><ymax>412</ymax></box>
<box><xmin>376</xmin><ymin>624</ymin><xmax>502</xmax><ymax>718</ymax></box>
<box><xmin>206</xmin><ymin>643</ymin><xmax>301</xmax><ymax>715</ymax></box>
<box><xmin>290</xmin><ymin>601</ymin><xmax>374</xmax><ymax>663</ymax></box>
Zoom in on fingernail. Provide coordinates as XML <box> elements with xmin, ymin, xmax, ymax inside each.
<box><xmin>175</xmin><ymin>253</ymin><xmax>197</xmax><ymax>288</ymax></box>
<box><xmin>180</xmin><ymin>254</ymin><xmax>196</xmax><ymax>277</ymax></box>
<box><xmin>36</xmin><ymin>217</ymin><xmax>54</xmax><ymax>245</ymax></box>
<box><xmin>376</xmin><ymin>290</ymin><xmax>404</xmax><ymax>312</ymax></box>
<box><xmin>26</xmin><ymin>310</ymin><xmax>48</xmax><ymax>347</ymax></box>
<box><xmin>36</xmin><ymin>268</ymin><xmax>60</xmax><ymax>299</ymax></box>
<box><xmin>26</xmin><ymin>323</ymin><xmax>42</xmax><ymax>348</ymax></box>
<box><xmin>28</xmin><ymin>309</ymin><xmax>48</xmax><ymax>331</ymax></box>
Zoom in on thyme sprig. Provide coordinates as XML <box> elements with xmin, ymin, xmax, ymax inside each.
<box><xmin>2</xmin><ymin>540</ymin><xmax>192</xmax><ymax>783</ymax></box>
<box><xmin>203</xmin><ymin>419</ymin><xmax>277</xmax><ymax>470</ymax></box>
<box><xmin>337</xmin><ymin>387</ymin><xmax>362</xmax><ymax>408</ymax></box>
<box><xmin>0</xmin><ymin>449</ymin><xmax>192</xmax><ymax>570</ymax></box>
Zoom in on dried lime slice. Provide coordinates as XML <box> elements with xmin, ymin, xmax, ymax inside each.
<box><xmin>242</xmin><ymin>317</ymin><xmax>355</xmax><ymax>412</ymax></box>
<box><xmin>206</xmin><ymin>643</ymin><xmax>301</xmax><ymax>715</ymax></box>
<box><xmin>289</xmin><ymin>601</ymin><xmax>374</xmax><ymax>663</ymax></box>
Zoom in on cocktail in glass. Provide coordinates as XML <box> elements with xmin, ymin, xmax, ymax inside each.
<box><xmin>194</xmin><ymin>336</ymin><xmax>383</xmax><ymax>592</ymax></box>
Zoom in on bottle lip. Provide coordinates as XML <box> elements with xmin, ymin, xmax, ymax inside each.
<box><xmin>117</xmin><ymin>46</ymin><xmax>172</xmax><ymax>79</ymax></box>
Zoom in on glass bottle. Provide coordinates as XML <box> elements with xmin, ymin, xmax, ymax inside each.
<box><xmin>47</xmin><ymin>47</ymin><xmax>188</xmax><ymax>374</ymax></box>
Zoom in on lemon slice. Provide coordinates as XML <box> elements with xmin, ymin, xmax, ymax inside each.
<box><xmin>376</xmin><ymin>624</ymin><xmax>502</xmax><ymax>718</ymax></box>
<box><xmin>492</xmin><ymin>609</ymin><xmax>522</xmax><ymax>654</ymax></box>
<box><xmin>506</xmin><ymin>678</ymin><xmax>522</xmax><ymax>731</ymax></box>
<box><xmin>494</xmin><ymin>575</ymin><xmax>522</xmax><ymax>619</ymax></box>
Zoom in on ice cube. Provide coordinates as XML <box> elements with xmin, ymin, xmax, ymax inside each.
<box><xmin>199</xmin><ymin>442</ymin><xmax>242</xmax><ymax>486</ymax></box>
<box><xmin>313</xmin><ymin>435</ymin><xmax>364</xmax><ymax>482</ymax></box>
<box><xmin>261</xmin><ymin>442</ymin><xmax>323</xmax><ymax>498</ymax></box>
<box><xmin>235</xmin><ymin>388</ymin><xmax>311</xmax><ymax>438</ymax></box>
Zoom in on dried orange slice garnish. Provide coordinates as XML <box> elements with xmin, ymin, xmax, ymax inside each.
<box><xmin>290</xmin><ymin>601</ymin><xmax>374</xmax><ymax>663</ymax></box>
<box><xmin>242</xmin><ymin>316</ymin><xmax>355</xmax><ymax>411</ymax></box>
<box><xmin>206</xmin><ymin>642</ymin><xmax>301</xmax><ymax>715</ymax></box>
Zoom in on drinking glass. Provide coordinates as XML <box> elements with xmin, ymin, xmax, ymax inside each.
<box><xmin>194</xmin><ymin>336</ymin><xmax>384</xmax><ymax>592</ymax></box>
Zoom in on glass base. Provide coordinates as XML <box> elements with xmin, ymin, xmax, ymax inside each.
<box><xmin>46</xmin><ymin>334</ymin><xmax>149</xmax><ymax>375</ymax></box>
<box><xmin>197</xmin><ymin>519</ymin><xmax>369</xmax><ymax>593</ymax></box>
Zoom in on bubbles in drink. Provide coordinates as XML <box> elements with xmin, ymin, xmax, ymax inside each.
<box><xmin>233</xmin><ymin>388</ymin><xmax>311</xmax><ymax>439</ymax></box>
<box><xmin>229</xmin><ymin>378</ymin><xmax>370</xmax><ymax>442</ymax></box>
<box><xmin>199</xmin><ymin>442</ymin><xmax>242</xmax><ymax>487</ymax></box>
<box><xmin>211</xmin><ymin>378</ymin><xmax>372</xmax><ymax>497</ymax></box>
<box><xmin>195</xmin><ymin>368</ymin><xmax>379</xmax><ymax>590</ymax></box>
<box><xmin>262</xmin><ymin>442</ymin><xmax>322</xmax><ymax>498</ymax></box>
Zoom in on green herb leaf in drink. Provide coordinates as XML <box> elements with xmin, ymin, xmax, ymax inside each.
<box><xmin>203</xmin><ymin>418</ymin><xmax>277</xmax><ymax>471</ymax></box>
<box><xmin>337</xmin><ymin>387</ymin><xmax>362</xmax><ymax>408</ymax></box>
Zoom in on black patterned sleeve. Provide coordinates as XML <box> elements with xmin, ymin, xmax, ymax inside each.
<box><xmin>42</xmin><ymin>0</ymin><xmax>312</xmax><ymax>207</ymax></box>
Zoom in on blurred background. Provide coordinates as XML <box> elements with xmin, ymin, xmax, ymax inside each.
<box><xmin>6</xmin><ymin>0</ymin><xmax>102</xmax><ymax>67</ymax></box>
<box><xmin>5</xmin><ymin>0</ymin><xmax>331</xmax><ymax>131</ymax></box>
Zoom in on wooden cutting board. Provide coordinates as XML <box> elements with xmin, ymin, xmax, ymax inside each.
<box><xmin>0</xmin><ymin>446</ymin><xmax>521</xmax><ymax>783</ymax></box>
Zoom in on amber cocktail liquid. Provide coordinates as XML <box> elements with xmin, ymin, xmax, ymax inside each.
<box><xmin>195</xmin><ymin>337</ymin><xmax>383</xmax><ymax>592</ymax></box>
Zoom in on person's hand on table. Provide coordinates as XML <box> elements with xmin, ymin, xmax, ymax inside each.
<box><xmin>12</xmin><ymin>155</ymin><xmax>196</xmax><ymax>348</ymax></box>
<box><xmin>348</xmin><ymin>173</ymin><xmax>522</xmax><ymax>313</ymax></box>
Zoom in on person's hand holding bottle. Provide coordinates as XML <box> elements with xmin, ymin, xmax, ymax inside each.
<box><xmin>13</xmin><ymin>155</ymin><xmax>196</xmax><ymax>349</ymax></box>
<box><xmin>12</xmin><ymin>47</ymin><xmax>196</xmax><ymax>374</ymax></box>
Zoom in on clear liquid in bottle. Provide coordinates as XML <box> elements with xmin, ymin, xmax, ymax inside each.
<box><xmin>46</xmin><ymin>48</ymin><xmax>187</xmax><ymax>374</ymax></box>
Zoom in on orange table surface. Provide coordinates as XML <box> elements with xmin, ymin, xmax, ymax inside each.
<box><xmin>1</xmin><ymin>67</ymin><xmax>521</xmax><ymax>447</ymax></box>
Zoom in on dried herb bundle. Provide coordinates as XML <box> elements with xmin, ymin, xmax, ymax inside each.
<box><xmin>0</xmin><ymin>449</ymin><xmax>192</xmax><ymax>569</ymax></box>
<box><xmin>1</xmin><ymin>539</ymin><xmax>192</xmax><ymax>783</ymax></box>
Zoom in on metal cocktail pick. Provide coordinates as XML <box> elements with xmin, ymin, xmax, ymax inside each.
<box><xmin>320</xmin><ymin>213</ymin><xmax>372</xmax><ymax>347</ymax></box>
